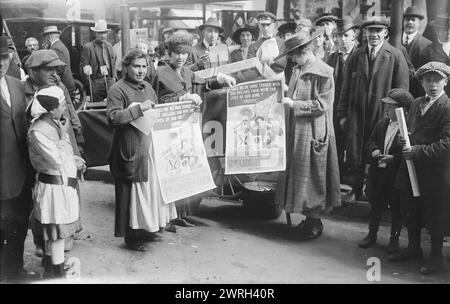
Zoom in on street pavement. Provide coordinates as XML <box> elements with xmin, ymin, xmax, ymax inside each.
<box><xmin>22</xmin><ymin>174</ymin><xmax>450</xmax><ymax>284</ymax></box>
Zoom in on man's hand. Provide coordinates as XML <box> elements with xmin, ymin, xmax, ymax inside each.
<box><xmin>339</xmin><ymin>117</ymin><xmax>348</xmax><ymax>132</ymax></box>
<box><xmin>83</xmin><ymin>65</ymin><xmax>93</xmax><ymax>76</ymax></box>
<box><xmin>198</xmin><ymin>53</ymin><xmax>210</xmax><ymax>66</ymax></box>
<box><xmin>378</xmin><ymin>154</ymin><xmax>394</xmax><ymax>165</ymax></box>
<box><xmin>139</xmin><ymin>100</ymin><xmax>155</xmax><ymax>112</ymax></box>
<box><xmin>371</xmin><ymin>149</ymin><xmax>381</xmax><ymax>159</ymax></box>
<box><xmin>402</xmin><ymin>146</ymin><xmax>414</xmax><ymax>160</ymax></box>
<box><xmin>282</xmin><ymin>97</ymin><xmax>294</xmax><ymax>108</ymax></box>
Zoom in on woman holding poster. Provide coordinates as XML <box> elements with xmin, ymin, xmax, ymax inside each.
<box><xmin>275</xmin><ymin>29</ymin><xmax>341</xmax><ymax>241</ymax></box>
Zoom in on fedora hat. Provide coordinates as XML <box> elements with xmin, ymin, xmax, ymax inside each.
<box><xmin>90</xmin><ymin>19</ymin><xmax>110</xmax><ymax>32</ymax></box>
<box><xmin>361</xmin><ymin>16</ymin><xmax>390</xmax><ymax>29</ymax></box>
<box><xmin>404</xmin><ymin>6</ymin><xmax>425</xmax><ymax>20</ymax></box>
<box><xmin>42</xmin><ymin>25</ymin><xmax>61</xmax><ymax>36</ymax></box>
<box><xmin>315</xmin><ymin>13</ymin><xmax>338</xmax><ymax>26</ymax></box>
<box><xmin>335</xmin><ymin>16</ymin><xmax>359</xmax><ymax>34</ymax></box>
<box><xmin>429</xmin><ymin>14</ymin><xmax>450</xmax><ymax>29</ymax></box>
<box><xmin>0</xmin><ymin>36</ymin><xmax>9</xmax><ymax>56</ymax></box>
<box><xmin>232</xmin><ymin>24</ymin><xmax>258</xmax><ymax>45</ymax></box>
<box><xmin>274</xmin><ymin>27</ymin><xmax>325</xmax><ymax>60</ymax></box>
<box><xmin>199</xmin><ymin>17</ymin><xmax>224</xmax><ymax>33</ymax></box>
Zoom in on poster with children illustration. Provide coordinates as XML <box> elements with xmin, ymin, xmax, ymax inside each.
<box><xmin>225</xmin><ymin>79</ymin><xmax>286</xmax><ymax>174</ymax></box>
<box><xmin>152</xmin><ymin>101</ymin><xmax>216</xmax><ymax>203</ymax></box>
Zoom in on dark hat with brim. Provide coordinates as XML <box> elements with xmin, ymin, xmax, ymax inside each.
<box><xmin>25</xmin><ymin>49</ymin><xmax>66</xmax><ymax>69</ymax></box>
<box><xmin>278</xmin><ymin>22</ymin><xmax>297</xmax><ymax>36</ymax></box>
<box><xmin>429</xmin><ymin>14</ymin><xmax>450</xmax><ymax>29</ymax></box>
<box><xmin>199</xmin><ymin>17</ymin><xmax>224</xmax><ymax>33</ymax></box>
<box><xmin>404</xmin><ymin>6</ymin><xmax>425</xmax><ymax>20</ymax></box>
<box><xmin>362</xmin><ymin>16</ymin><xmax>390</xmax><ymax>28</ymax></box>
<box><xmin>162</xmin><ymin>27</ymin><xmax>174</xmax><ymax>35</ymax></box>
<box><xmin>415</xmin><ymin>61</ymin><xmax>450</xmax><ymax>80</ymax></box>
<box><xmin>0</xmin><ymin>36</ymin><xmax>10</xmax><ymax>56</ymax></box>
<box><xmin>42</xmin><ymin>25</ymin><xmax>61</xmax><ymax>36</ymax></box>
<box><xmin>315</xmin><ymin>13</ymin><xmax>338</xmax><ymax>26</ymax></box>
<box><xmin>381</xmin><ymin>88</ymin><xmax>414</xmax><ymax>108</ymax></box>
<box><xmin>335</xmin><ymin>16</ymin><xmax>359</xmax><ymax>34</ymax></box>
<box><xmin>274</xmin><ymin>27</ymin><xmax>325</xmax><ymax>60</ymax></box>
<box><xmin>257</xmin><ymin>12</ymin><xmax>277</xmax><ymax>24</ymax></box>
<box><xmin>232</xmin><ymin>25</ymin><xmax>259</xmax><ymax>45</ymax></box>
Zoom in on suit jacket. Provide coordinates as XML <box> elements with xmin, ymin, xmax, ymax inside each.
<box><xmin>337</xmin><ymin>42</ymin><xmax>409</xmax><ymax>166</ymax></box>
<box><xmin>51</xmin><ymin>39</ymin><xmax>76</xmax><ymax>92</ymax></box>
<box><xmin>0</xmin><ymin>75</ymin><xmax>29</xmax><ymax>200</ymax></box>
<box><xmin>404</xmin><ymin>34</ymin><xmax>431</xmax><ymax>98</ymax></box>
<box><xmin>80</xmin><ymin>40</ymin><xmax>116</xmax><ymax>86</ymax></box>
<box><xmin>365</xmin><ymin>117</ymin><xmax>402</xmax><ymax>202</ymax></box>
<box><xmin>186</xmin><ymin>41</ymin><xmax>229</xmax><ymax>71</ymax></box>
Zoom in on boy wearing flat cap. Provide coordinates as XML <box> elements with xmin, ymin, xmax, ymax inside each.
<box><xmin>390</xmin><ymin>62</ymin><xmax>450</xmax><ymax>275</ymax></box>
<box><xmin>358</xmin><ymin>88</ymin><xmax>413</xmax><ymax>253</ymax></box>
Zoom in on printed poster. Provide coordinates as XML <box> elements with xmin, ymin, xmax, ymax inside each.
<box><xmin>152</xmin><ymin>101</ymin><xmax>216</xmax><ymax>204</ymax></box>
<box><xmin>225</xmin><ymin>80</ymin><xmax>286</xmax><ymax>175</ymax></box>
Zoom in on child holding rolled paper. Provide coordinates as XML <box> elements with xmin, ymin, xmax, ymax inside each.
<box><xmin>358</xmin><ymin>88</ymin><xmax>413</xmax><ymax>253</ymax></box>
<box><xmin>389</xmin><ymin>62</ymin><xmax>450</xmax><ymax>275</ymax></box>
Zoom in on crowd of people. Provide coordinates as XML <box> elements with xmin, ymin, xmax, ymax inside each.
<box><xmin>1</xmin><ymin>6</ymin><xmax>450</xmax><ymax>282</ymax></box>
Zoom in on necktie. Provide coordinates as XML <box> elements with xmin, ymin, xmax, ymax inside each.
<box><xmin>404</xmin><ymin>35</ymin><xmax>409</xmax><ymax>45</ymax></box>
<box><xmin>102</xmin><ymin>43</ymin><xmax>110</xmax><ymax>72</ymax></box>
<box><xmin>369</xmin><ymin>47</ymin><xmax>376</xmax><ymax>62</ymax></box>
<box><xmin>419</xmin><ymin>96</ymin><xmax>431</xmax><ymax>115</ymax></box>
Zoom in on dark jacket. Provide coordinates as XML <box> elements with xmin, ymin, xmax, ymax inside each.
<box><xmin>80</xmin><ymin>40</ymin><xmax>116</xmax><ymax>86</ymax></box>
<box><xmin>153</xmin><ymin>61</ymin><xmax>195</xmax><ymax>103</ymax></box>
<box><xmin>186</xmin><ymin>41</ymin><xmax>229</xmax><ymax>71</ymax></box>
<box><xmin>365</xmin><ymin>117</ymin><xmax>402</xmax><ymax>202</ymax></box>
<box><xmin>337</xmin><ymin>42</ymin><xmax>409</xmax><ymax>166</ymax></box>
<box><xmin>106</xmin><ymin>77</ymin><xmax>157</xmax><ymax>182</ymax></box>
<box><xmin>51</xmin><ymin>39</ymin><xmax>76</xmax><ymax>93</ymax></box>
<box><xmin>396</xmin><ymin>94</ymin><xmax>450</xmax><ymax>235</ymax></box>
<box><xmin>0</xmin><ymin>75</ymin><xmax>29</xmax><ymax>200</ymax></box>
<box><xmin>404</xmin><ymin>34</ymin><xmax>431</xmax><ymax>97</ymax></box>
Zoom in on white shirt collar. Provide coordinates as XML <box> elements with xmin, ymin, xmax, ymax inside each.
<box><xmin>0</xmin><ymin>76</ymin><xmax>11</xmax><ymax>107</ymax></box>
<box><xmin>50</xmin><ymin>39</ymin><xmax>60</xmax><ymax>47</ymax></box>
<box><xmin>368</xmin><ymin>41</ymin><xmax>384</xmax><ymax>57</ymax></box>
<box><xmin>402</xmin><ymin>31</ymin><xmax>418</xmax><ymax>44</ymax></box>
<box><xmin>203</xmin><ymin>39</ymin><xmax>216</xmax><ymax>49</ymax></box>
<box><xmin>426</xmin><ymin>91</ymin><xmax>445</xmax><ymax>103</ymax></box>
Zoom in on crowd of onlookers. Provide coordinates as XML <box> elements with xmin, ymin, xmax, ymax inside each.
<box><xmin>1</xmin><ymin>5</ymin><xmax>450</xmax><ymax>282</ymax></box>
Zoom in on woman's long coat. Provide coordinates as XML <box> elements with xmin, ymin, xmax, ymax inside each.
<box><xmin>337</xmin><ymin>42</ymin><xmax>409</xmax><ymax>167</ymax></box>
<box><xmin>275</xmin><ymin>58</ymin><xmax>341</xmax><ymax>214</ymax></box>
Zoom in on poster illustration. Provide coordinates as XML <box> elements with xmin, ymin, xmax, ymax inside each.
<box><xmin>225</xmin><ymin>80</ymin><xmax>286</xmax><ymax>175</ymax></box>
<box><xmin>152</xmin><ymin>101</ymin><xmax>216</xmax><ymax>203</ymax></box>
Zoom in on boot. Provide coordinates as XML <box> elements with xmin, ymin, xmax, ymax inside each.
<box><xmin>42</xmin><ymin>256</ymin><xmax>54</xmax><ymax>279</ymax></box>
<box><xmin>52</xmin><ymin>263</ymin><xmax>66</xmax><ymax>279</ymax></box>
<box><xmin>358</xmin><ymin>231</ymin><xmax>377</xmax><ymax>249</ymax></box>
<box><xmin>297</xmin><ymin>217</ymin><xmax>323</xmax><ymax>241</ymax></box>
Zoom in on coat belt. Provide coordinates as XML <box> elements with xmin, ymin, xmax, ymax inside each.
<box><xmin>38</xmin><ymin>173</ymin><xmax>78</xmax><ymax>189</ymax></box>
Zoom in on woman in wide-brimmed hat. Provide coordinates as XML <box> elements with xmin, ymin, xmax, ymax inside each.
<box><xmin>230</xmin><ymin>22</ymin><xmax>259</xmax><ymax>63</ymax></box>
<box><xmin>275</xmin><ymin>28</ymin><xmax>341</xmax><ymax>241</ymax></box>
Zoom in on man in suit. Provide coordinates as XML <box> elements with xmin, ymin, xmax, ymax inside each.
<box><xmin>402</xmin><ymin>6</ymin><xmax>431</xmax><ymax>98</ymax></box>
<box><xmin>42</xmin><ymin>25</ymin><xmax>76</xmax><ymax>99</ymax></box>
<box><xmin>314</xmin><ymin>13</ymin><xmax>339</xmax><ymax>57</ymax></box>
<box><xmin>0</xmin><ymin>36</ymin><xmax>37</xmax><ymax>282</ymax></box>
<box><xmin>186</xmin><ymin>18</ymin><xmax>228</xmax><ymax>71</ymax></box>
<box><xmin>80</xmin><ymin>19</ymin><xmax>116</xmax><ymax>102</ymax></box>
<box><xmin>326</xmin><ymin>17</ymin><xmax>359</xmax><ymax>180</ymax></box>
<box><xmin>22</xmin><ymin>37</ymin><xmax>39</xmax><ymax>68</ymax></box>
<box><xmin>337</xmin><ymin>17</ymin><xmax>409</xmax><ymax>200</ymax></box>
<box><xmin>390</xmin><ymin>62</ymin><xmax>450</xmax><ymax>275</ymax></box>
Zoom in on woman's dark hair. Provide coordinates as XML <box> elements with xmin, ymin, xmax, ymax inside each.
<box><xmin>167</xmin><ymin>32</ymin><xmax>192</xmax><ymax>55</ymax></box>
<box><xmin>122</xmin><ymin>48</ymin><xmax>147</xmax><ymax>67</ymax></box>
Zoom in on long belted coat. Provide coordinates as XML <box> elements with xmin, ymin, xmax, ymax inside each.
<box><xmin>337</xmin><ymin>42</ymin><xmax>409</xmax><ymax>167</ymax></box>
<box><xmin>275</xmin><ymin>58</ymin><xmax>341</xmax><ymax>214</ymax></box>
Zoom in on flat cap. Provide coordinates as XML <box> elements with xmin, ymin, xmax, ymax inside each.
<box><xmin>25</xmin><ymin>49</ymin><xmax>66</xmax><ymax>69</ymax></box>
<box><xmin>257</xmin><ymin>12</ymin><xmax>276</xmax><ymax>24</ymax></box>
<box><xmin>315</xmin><ymin>13</ymin><xmax>338</xmax><ymax>26</ymax></box>
<box><xmin>415</xmin><ymin>61</ymin><xmax>450</xmax><ymax>80</ymax></box>
<box><xmin>362</xmin><ymin>16</ymin><xmax>390</xmax><ymax>28</ymax></box>
<box><xmin>381</xmin><ymin>88</ymin><xmax>414</xmax><ymax>108</ymax></box>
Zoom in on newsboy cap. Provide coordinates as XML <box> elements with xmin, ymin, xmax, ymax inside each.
<box><xmin>415</xmin><ymin>61</ymin><xmax>450</xmax><ymax>80</ymax></box>
<box><xmin>257</xmin><ymin>12</ymin><xmax>277</xmax><ymax>24</ymax></box>
<box><xmin>362</xmin><ymin>16</ymin><xmax>390</xmax><ymax>28</ymax></box>
<box><xmin>381</xmin><ymin>88</ymin><xmax>414</xmax><ymax>108</ymax></box>
<box><xmin>25</xmin><ymin>49</ymin><xmax>66</xmax><ymax>69</ymax></box>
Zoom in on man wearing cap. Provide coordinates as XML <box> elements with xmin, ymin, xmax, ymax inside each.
<box><xmin>315</xmin><ymin>13</ymin><xmax>339</xmax><ymax>56</ymax></box>
<box><xmin>326</xmin><ymin>17</ymin><xmax>359</xmax><ymax>179</ymax></box>
<box><xmin>186</xmin><ymin>17</ymin><xmax>228</xmax><ymax>71</ymax></box>
<box><xmin>247</xmin><ymin>12</ymin><xmax>286</xmax><ymax>75</ymax></box>
<box><xmin>390</xmin><ymin>62</ymin><xmax>450</xmax><ymax>275</ymax></box>
<box><xmin>358</xmin><ymin>88</ymin><xmax>413</xmax><ymax>252</ymax></box>
<box><xmin>157</xmin><ymin>27</ymin><xmax>174</xmax><ymax>59</ymax></box>
<box><xmin>275</xmin><ymin>29</ymin><xmax>341</xmax><ymax>240</ymax></box>
<box><xmin>402</xmin><ymin>6</ymin><xmax>431</xmax><ymax>98</ymax></box>
<box><xmin>24</xmin><ymin>49</ymin><xmax>85</xmax><ymax>254</ymax></box>
<box><xmin>5</xmin><ymin>37</ymin><xmax>26</xmax><ymax>81</ymax></box>
<box><xmin>0</xmin><ymin>36</ymin><xmax>37</xmax><ymax>282</ymax></box>
<box><xmin>337</xmin><ymin>17</ymin><xmax>409</xmax><ymax>200</ymax></box>
<box><xmin>42</xmin><ymin>25</ymin><xmax>76</xmax><ymax>99</ymax></box>
<box><xmin>80</xmin><ymin>19</ymin><xmax>116</xmax><ymax>102</ymax></box>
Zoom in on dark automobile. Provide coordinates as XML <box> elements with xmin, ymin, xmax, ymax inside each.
<box><xmin>4</xmin><ymin>17</ymin><xmax>120</xmax><ymax>110</ymax></box>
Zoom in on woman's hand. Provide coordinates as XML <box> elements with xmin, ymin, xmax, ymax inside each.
<box><xmin>217</xmin><ymin>72</ymin><xmax>236</xmax><ymax>87</ymax></box>
<box><xmin>371</xmin><ymin>149</ymin><xmax>381</xmax><ymax>159</ymax></box>
<box><xmin>74</xmin><ymin>155</ymin><xmax>86</xmax><ymax>172</ymax></box>
<box><xmin>58</xmin><ymin>116</ymin><xmax>70</xmax><ymax>139</ymax></box>
<box><xmin>139</xmin><ymin>100</ymin><xmax>155</xmax><ymax>112</ymax></box>
<box><xmin>282</xmin><ymin>97</ymin><xmax>294</xmax><ymax>108</ymax></box>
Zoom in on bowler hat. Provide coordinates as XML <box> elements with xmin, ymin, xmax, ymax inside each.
<box><xmin>278</xmin><ymin>22</ymin><xmax>297</xmax><ymax>36</ymax></box>
<box><xmin>362</xmin><ymin>16</ymin><xmax>390</xmax><ymax>28</ymax></box>
<box><xmin>381</xmin><ymin>88</ymin><xmax>414</xmax><ymax>108</ymax></box>
<box><xmin>335</xmin><ymin>16</ymin><xmax>359</xmax><ymax>34</ymax></box>
<box><xmin>25</xmin><ymin>49</ymin><xmax>66</xmax><ymax>69</ymax></box>
<box><xmin>257</xmin><ymin>12</ymin><xmax>277</xmax><ymax>25</ymax></box>
<box><xmin>42</xmin><ymin>25</ymin><xmax>61</xmax><ymax>36</ymax></box>
<box><xmin>315</xmin><ymin>13</ymin><xmax>338</xmax><ymax>26</ymax></box>
<box><xmin>429</xmin><ymin>14</ymin><xmax>450</xmax><ymax>29</ymax></box>
<box><xmin>199</xmin><ymin>17</ymin><xmax>224</xmax><ymax>33</ymax></box>
<box><xmin>274</xmin><ymin>27</ymin><xmax>325</xmax><ymax>60</ymax></box>
<box><xmin>415</xmin><ymin>61</ymin><xmax>450</xmax><ymax>80</ymax></box>
<box><xmin>404</xmin><ymin>6</ymin><xmax>425</xmax><ymax>20</ymax></box>
<box><xmin>0</xmin><ymin>36</ymin><xmax>9</xmax><ymax>56</ymax></box>
<box><xmin>90</xmin><ymin>19</ymin><xmax>110</xmax><ymax>32</ymax></box>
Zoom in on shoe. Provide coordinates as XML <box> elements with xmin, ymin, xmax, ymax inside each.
<box><xmin>165</xmin><ymin>223</ymin><xmax>177</xmax><ymax>233</ymax></box>
<box><xmin>389</xmin><ymin>248</ymin><xmax>423</xmax><ymax>262</ymax></box>
<box><xmin>53</xmin><ymin>263</ymin><xmax>66</xmax><ymax>279</ymax></box>
<box><xmin>358</xmin><ymin>233</ymin><xmax>377</xmax><ymax>249</ymax></box>
<box><xmin>138</xmin><ymin>230</ymin><xmax>163</xmax><ymax>242</ymax></box>
<box><xmin>64</xmin><ymin>236</ymin><xmax>74</xmax><ymax>252</ymax></box>
<box><xmin>125</xmin><ymin>241</ymin><xmax>149</xmax><ymax>252</ymax></box>
<box><xmin>387</xmin><ymin>236</ymin><xmax>400</xmax><ymax>254</ymax></box>
<box><xmin>420</xmin><ymin>256</ymin><xmax>445</xmax><ymax>275</ymax></box>
<box><xmin>172</xmin><ymin>218</ymin><xmax>195</xmax><ymax>227</ymax></box>
<box><xmin>73</xmin><ymin>230</ymin><xmax>91</xmax><ymax>240</ymax></box>
<box><xmin>297</xmin><ymin>219</ymin><xmax>323</xmax><ymax>241</ymax></box>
